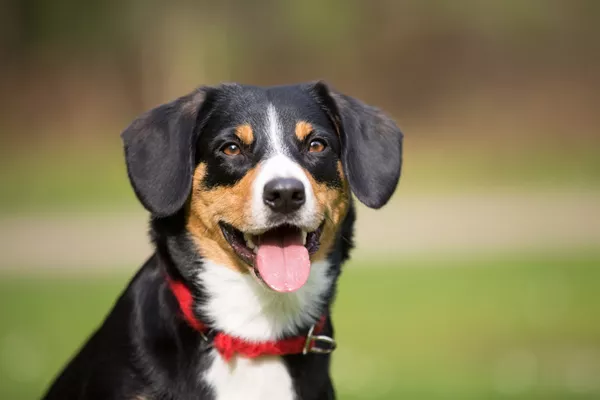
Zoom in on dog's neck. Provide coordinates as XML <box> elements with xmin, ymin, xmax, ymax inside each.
<box><xmin>152</xmin><ymin>205</ymin><xmax>354</xmax><ymax>342</ymax></box>
<box><xmin>196</xmin><ymin>259</ymin><xmax>332</xmax><ymax>341</ymax></box>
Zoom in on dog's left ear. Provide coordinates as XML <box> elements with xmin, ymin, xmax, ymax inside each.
<box><xmin>310</xmin><ymin>82</ymin><xmax>404</xmax><ymax>209</ymax></box>
<box><xmin>121</xmin><ymin>87</ymin><xmax>216</xmax><ymax>217</ymax></box>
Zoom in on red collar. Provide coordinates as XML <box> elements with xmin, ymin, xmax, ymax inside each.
<box><xmin>166</xmin><ymin>276</ymin><xmax>335</xmax><ymax>361</ymax></box>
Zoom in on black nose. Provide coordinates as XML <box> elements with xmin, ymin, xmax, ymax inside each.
<box><xmin>263</xmin><ymin>178</ymin><xmax>306</xmax><ymax>213</ymax></box>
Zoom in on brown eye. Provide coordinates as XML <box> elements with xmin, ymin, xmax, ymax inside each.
<box><xmin>309</xmin><ymin>139</ymin><xmax>326</xmax><ymax>153</ymax></box>
<box><xmin>222</xmin><ymin>143</ymin><xmax>241</xmax><ymax>156</ymax></box>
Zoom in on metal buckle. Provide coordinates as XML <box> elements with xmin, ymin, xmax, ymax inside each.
<box><xmin>199</xmin><ymin>329</ymin><xmax>214</xmax><ymax>345</ymax></box>
<box><xmin>302</xmin><ymin>324</ymin><xmax>337</xmax><ymax>355</ymax></box>
<box><xmin>199</xmin><ymin>330</ymin><xmax>209</xmax><ymax>342</ymax></box>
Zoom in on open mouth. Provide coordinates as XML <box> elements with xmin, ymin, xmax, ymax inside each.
<box><xmin>219</xmin><ymin>222</ymin><xmax>324</xmax><ymax>293</ymax></box>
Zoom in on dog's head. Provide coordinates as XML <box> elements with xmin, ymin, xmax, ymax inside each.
<box><xmin>122</xmin><ymin>82</ymin><xmax>403</xmax><ymax>292</ymax></box>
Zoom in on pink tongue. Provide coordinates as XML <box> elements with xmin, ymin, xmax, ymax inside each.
<box><xmin>256</xmin><ymin>228</ymin><xmax>310</xmax><ymax>293</ymax></box>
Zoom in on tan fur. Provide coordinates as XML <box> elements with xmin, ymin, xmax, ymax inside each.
<box><xmin>304</xmin><ymin>165</ymin><xmax>349</xmax><ymax>262</ymax></box>
<box><xmin>295</xmin><ymin>121</ymin><xmax>314</xmax><ymax>141</ymax></box>
<box><xmin>187</xmin><ymin>160</ymin><xmax>349</xmax><ymax>271</ymax></box>
<box><xmin>337</xmin><ymin>160</ymin><xmax>345</xmax><ymax>181</ymax></box>
<box><xmin>235</xmin><ymin>124</ymin><xmax>254</xmax><ymax>146</ymax></box>
<box><xmin>187</xmin><ymin>163</ymin><xmax>260</xmax><ymax>273</ymax></box>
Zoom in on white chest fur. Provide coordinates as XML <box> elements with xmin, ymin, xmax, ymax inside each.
<box><xmin>204</xmin><ymin>351</ymin><xmax>295</xmax><ymax>400</ymax></box>
<box><xmin>197</xmin><ymin>260</ymin><xmax>332</xmax><ymax>399</ymax></box>
<box><xmin>197</xmin><ymin>260</ymin><xmax>332</xmax><ymax>341</ymax></box>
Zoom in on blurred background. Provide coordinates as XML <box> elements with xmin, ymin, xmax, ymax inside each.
<box><xmin>1</xmin><ymin>1</ymin><xmax>599</xmax><ymax>399</ymax></box>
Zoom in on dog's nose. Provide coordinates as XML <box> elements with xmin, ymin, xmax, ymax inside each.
<box><xmin>263</xmin><ymin>178</ymin><xmax>306</xmax><ymax>213</ymax></box>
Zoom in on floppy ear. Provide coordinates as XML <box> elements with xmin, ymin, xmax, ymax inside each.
<box><xmin>121</xmin><ymin>87</ymin><xmax>215</xmax><ymax>217</ymax></box>
<box><xmin>310</xmin><ymin>82</ymin><xmax>404</xmax><ymax>209</ymax></box>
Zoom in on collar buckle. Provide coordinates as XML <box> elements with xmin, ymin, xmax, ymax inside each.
<box><xmin>199</xmin><ymin>328</ymin><xmax>215</xmax><ymax>345</ymax></box>
<box><xmin>302</xmin><ymin>323</ymin><xmax>336</xmax><ymax>355</ymax></box>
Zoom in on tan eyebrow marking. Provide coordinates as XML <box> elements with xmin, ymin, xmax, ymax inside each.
<box><xmin>234</xmin><ymin>124</ymin><xmax>254</xmax><ymax>146</ymax></box>
<box><xmin>295</xmin><ymin>121</ymin><xmax>314</xmax><ymax>141</ymax></box>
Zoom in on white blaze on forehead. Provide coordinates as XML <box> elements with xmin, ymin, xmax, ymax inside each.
<box><xmin>248</xmin><ymin>104</ymin><xmax>319</xmax><ymax>229</ymax></box>
<box><xmin>266</xmin><ymin>103</ymin><xmax>286</xmax><ymax>155</ymax></box>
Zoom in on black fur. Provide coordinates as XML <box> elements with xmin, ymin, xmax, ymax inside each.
<box><xmin>43</xmin><ymin>82</ymin><xmax>401</xmax><ymax>400</ymax></box>
<box><xmin>310</xmin><ymin>82</ymin><xmax>404</xmax><ymax>209</ymax></box>
<box><xmin>121</xmin><ymin>87</ymin><xmax>217</xmax><ymax>217</ymax></box>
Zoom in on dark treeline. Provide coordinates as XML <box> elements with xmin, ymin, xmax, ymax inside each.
<box><xmin>1</xmin><ymin>0</ymin><xmax>598</xmax><ymax>142</ymax></box>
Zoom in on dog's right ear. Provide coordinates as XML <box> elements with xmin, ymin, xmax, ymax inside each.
<box><xmin>121</xmin><ymin>87</ymin><xmax>216</xmax><ymax>217</ymax></box>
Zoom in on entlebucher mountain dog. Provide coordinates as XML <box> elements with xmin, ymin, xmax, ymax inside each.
<box><xmin>43</xmin><ymin>82</ymin><xmax>403</xmax><ymax>400</ymax></box>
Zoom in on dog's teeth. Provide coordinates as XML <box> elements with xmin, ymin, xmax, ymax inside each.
<box><xmin>244</xmin><ymin>233</ymin><xmax>256</xmax><ymax>250</ymax></box>
<box><xmin>301</xmin><ymin>230</ymin><xmax>307</xmax><ymax>245</ymax></box>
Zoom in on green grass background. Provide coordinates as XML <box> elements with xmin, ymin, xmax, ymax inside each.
<box><xmin>1</xmin><ymin>138</ymin><xmax>599</xmax><ymax>398</ymax></box>
<box><xmin>1</xmin><ymin>253</ymin><xmax>599</xmax><ymax>399</ymax></box>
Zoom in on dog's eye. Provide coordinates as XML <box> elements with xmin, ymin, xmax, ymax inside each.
<box><xmin>222</xmin><ymin>143</ymin><xmax>241</xmax><ymax>156</ymax></box>
<box><xmin>308</xmin><ymin>139</ymin><xmax>327</xmax><ymax>153</ymax></box>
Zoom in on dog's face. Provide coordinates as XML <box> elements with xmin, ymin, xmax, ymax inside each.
<box><xmin>187</xmin><ymin>86</ymin><xmax>350</xmax><ymax>292</ymax></box>
<box><xmin>122</xmin><ymin>82</ymin><xmax>403</xmax><ymax>292</ymax></box>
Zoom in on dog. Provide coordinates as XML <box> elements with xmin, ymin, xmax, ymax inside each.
<box><xmin>42</xmin><ymin>82</ymin><xmax>403</xmax><ymax>400</ymax></box>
